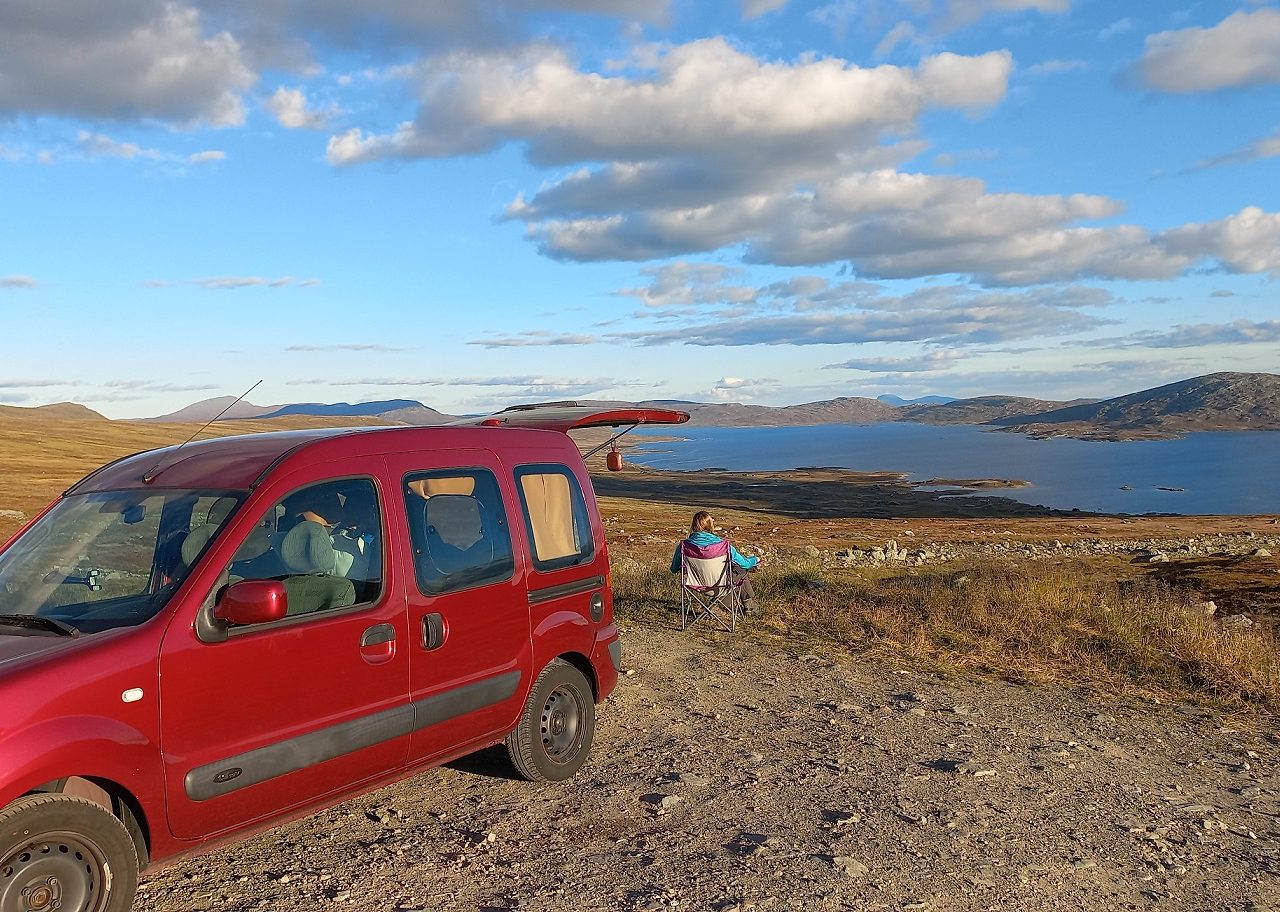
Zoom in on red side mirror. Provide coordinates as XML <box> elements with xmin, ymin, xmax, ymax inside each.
<box><xmin>606</xmin><ymin>449</ymin><xmax>624</xmax><ymax>472</ymax></box>
<box><xmin>215</xmin><ymin>579</ymin><xmax>288</xmax><ymax>626</ymax></box>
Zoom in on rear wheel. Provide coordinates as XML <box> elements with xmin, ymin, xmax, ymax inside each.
<box><xmin>0</xmin><ymin>794</ymin><xmax>138</xmax><ymax>912</ymax></box>
<box><xmin>505</xmin><ymin>659</ymin><xmax>596</xmax><ymax>782</ymax></box>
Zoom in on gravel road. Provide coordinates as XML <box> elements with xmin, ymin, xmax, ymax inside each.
<box><xmin>136</xmin><ymin>620</ymin><xmax>1279</xmax><ymax>912</ymax></box>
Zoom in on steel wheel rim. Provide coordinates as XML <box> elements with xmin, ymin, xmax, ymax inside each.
<box><xmin>540</xmin><ymin>683</ymin><xmax>584</xmax><ymax>763</ymax></box>
<box><xmin>0</xmin><ymin>829</ymin><xmax>112</xmax><ymax>912</ymax></box>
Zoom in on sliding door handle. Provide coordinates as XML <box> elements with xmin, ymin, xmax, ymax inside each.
<box><xmin>421</xmin><ymin>612</ymin><xmax>446</xmax><ymax>650</ymax></box>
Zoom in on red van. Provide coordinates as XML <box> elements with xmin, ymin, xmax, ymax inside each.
<box><xmin>0</xmin><ymin>403</ymin><xmax>686</xmax><ymax>912</ymax></box>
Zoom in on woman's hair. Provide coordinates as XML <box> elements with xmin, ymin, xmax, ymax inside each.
<box><xmin>690</xmin><ymin>510</ymin><xmax>715</xmax><ymax>534</ymax></box>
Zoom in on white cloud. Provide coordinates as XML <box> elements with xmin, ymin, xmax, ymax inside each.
<box><xmin>614</xmin><ymin>280</ymin><xmax>1113</xmax><ymax>347</ymax></box>
<box><xmin>565</xmin><ymin>269</ymin><xmax>1117</xmax><ymax>350</ymax></box>
<box><xmin>103</xmin><ymin>380</ymin><xmax>219</xmax><ymax>392</ymax></box>
<box><xmin>188</xmin><ymin>149</ymin><xmax>226</xmax><ymax>164</ymax></box>
<box><xmin>194</xmin><ymin>275</ymin><xmax>317</xmax><ymax>289</ymax></box>
<box><xmin>77</xmin><ymin>132</ymin><xmax>163</xmax><ymax>161</ymax></box>
<box><xmin>1025</xmin><ymin>58</ymin><xmax>1088</xmax><ymax>77</ymax></box>
<box><xmin>264</xmin><ymin>86</ymin><xmax>331</xmax><ymax>129</ymax></box>
<box><xmin>1141</xmin><ymin>8</ymin><xmax>1280</xmax><ymax>93</ymax></box>
<box><xmin>1</xmin><ymin>275</ymin><xmax>38</xmax><ymax>289</ymax></box>
<box><xmin>940</xmin><ymin>0</ymin><xmax>1071</xmax><ymax>32</ymax></box>
<box><xmin>826</xmin><ymin>351</ymin><xmax>963</xmax><ymax>372</ymax></box>
<box><xmin>0</xmin><ymin>378</ymin><xmax>75</xmax><ymax>388</ymax></box>
<box><xmin>741</xmin><ymin>0</ymin><xmax>788</xmax><ymax>19</ymax></box>
<box><xmin>0</xmin><ymin>1</ymin><xmax>255</xmax><ymax>126</ymax></box>
<box><xmin>874</xmin><ymin>21</ymin><xmax>918</xmax><ymax>58</ymax></box>
<box><xmin>286</xmin><ymin>343</ymin><xmax>406</xmax><ymax>352</ymax></box>
<box><xmin>327</xmin><ymin>40</ymin><xmax>1014</xmax><ymax>166</ymax></box>
<box><xmin>1193</xmin><ymin>129</ymin><xmax>1280</xmax><ymax>170</ymax></box>
<box><xmin>617</xmin><ymin>263</ymin><xmax>756</xmax><ymax>309</ymax></box>
<box><xmin>1099</xmin><ymin>17</ymin><xmax>1133</xmax><ymax>41</ymax></box>
<box><xmin>469</xmin><ymin>331</ymin><xmax>601</xmax><ymax>348</ymax></box>
<box><xmin>1158</xmin><ymin>206</ymin><xmax>1280</xmax><ymax>275</ymax></box>
<box><xmin>1099</xmin><ymin>320</ymin><xmax>1280</xmax><ymax>349</ymax></box>
<box><xmin>707</xmin><ymin>376</ymin><xmax>778</xmax><ymax>401</ymax></box>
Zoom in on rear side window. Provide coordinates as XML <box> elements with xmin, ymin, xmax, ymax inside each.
<box><xmin>514</xmin><ymin>465</ymin><xmax>594</xmax><ymax>572</ymax></box>
<box><xmin>404</xmin><ymin>469</ymin><xmax>514</xmax><ymax>595</ymax></box>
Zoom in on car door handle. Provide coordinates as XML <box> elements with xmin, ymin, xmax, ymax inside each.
<box><xmin>421</xmin><ymin>613</ymin><xmax>446</xmax><ymax>651</ymax></box>
<box><xmin>358</xmin><ymin>623</ymin><xmax>397</xmax><ymax>666</ymax></box>
<box><xmin>361</xmin><ymin>624</ymin><xmax>396</xmax><ymax>647</ymax></box>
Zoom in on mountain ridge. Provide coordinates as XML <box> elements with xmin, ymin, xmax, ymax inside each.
<box><xmin>16</xmin><ymin>372</ymin><xmax>1277</xmax><ymax>439</ymax></box>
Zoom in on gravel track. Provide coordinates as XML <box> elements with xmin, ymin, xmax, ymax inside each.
<box><xmin>135</xmin><ymin>621</ymin><xmax>1278</xmax><ymax>912</ymax></box>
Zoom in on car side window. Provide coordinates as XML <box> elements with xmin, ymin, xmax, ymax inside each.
<box><xmin>404</xmin><ymin>469</ymin><xmax>514</xmax><ymax>595</ymax></box>
<box><xmin>230</xmin><ymin>478</ymin><xmax>383</xmax><ymax>618</ymax></box>
<box><xmin>514</xmin><ymin>465</ymin><xmax>594</xmax><ymax>571</ymax></box>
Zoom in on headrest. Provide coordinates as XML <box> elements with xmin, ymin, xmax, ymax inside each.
<box><xmin>180</xmin><ymin>523</ymin><xmax>218</xmax><ymax>567</ymax></box>
<box><xmin>424</xmin><ymin>494</ymin><xmax>484</xmax><ymax>550</ymax></box>
<box><xmin>206</xmin><ymin>496</ymin><xmax>237</xmax><ymax>527</ymax></box>
<box><xmin>280</xmin><ymin>521</ymin><xmax>336</xmax><ymax>574</ymax></box>
<box><xmin>232</xmin><ymin>525</ymin><xmax>271</xmax><ymax>562</ymax></box>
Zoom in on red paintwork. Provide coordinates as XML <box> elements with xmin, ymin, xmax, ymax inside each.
<box><xmin>0</xmin><ymin>404</ymin><xmax>686</xmax><ymax>872</ymax></box>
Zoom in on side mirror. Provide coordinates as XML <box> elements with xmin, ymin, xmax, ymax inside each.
<box><xmin>215</xmin><ymin>580</ymin><xmax>288</xmax><ymax>626</ymax></box>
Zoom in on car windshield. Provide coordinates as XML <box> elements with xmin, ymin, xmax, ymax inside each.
<box><xmin>0</xmin><ymin>488</ymin><xmax>244</xmax><ymax>633</ymax></box>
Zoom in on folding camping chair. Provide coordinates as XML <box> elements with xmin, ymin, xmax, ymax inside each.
<box><xmin>679</xmin><ymin>539</ymin><xmax>744</xmax><ymax>631</ymax></box>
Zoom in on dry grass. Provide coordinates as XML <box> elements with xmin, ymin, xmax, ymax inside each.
<box><xmin>0</xmin><ymin>414</ymin><xmax>384</xmax><ymax>541</ymax></box>
<box><xmin>613</xmin><ymin>557</ymin><xmax>1280</xmax><ymax>714</ymax></box>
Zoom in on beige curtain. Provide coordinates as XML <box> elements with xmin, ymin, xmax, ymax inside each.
<box><xmin>408</xmin><ymin>476</ymin><xmax>476</xmax><ymax>499</ymax></box>
<box><xmin>519</xmin><ymin>473</ymin><xmax>577</xmax><ymax>562</ymax></box>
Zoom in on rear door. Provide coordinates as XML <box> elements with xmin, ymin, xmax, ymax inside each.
<box><xmin>385</xmin><ymin>448</ymin><xmax>532</xmax><ymax>763</ymax></box>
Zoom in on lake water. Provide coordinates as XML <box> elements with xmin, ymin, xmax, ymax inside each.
<box><xmin>628</xmin><ymin>424</ymin><xmax>1280</xmax><ymax>515</ymax></box>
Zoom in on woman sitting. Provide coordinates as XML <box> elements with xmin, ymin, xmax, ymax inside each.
<box><xmin>670</xmin><ymin>510</ymin><xmax>761</xmax><ymax>611</ymax></box>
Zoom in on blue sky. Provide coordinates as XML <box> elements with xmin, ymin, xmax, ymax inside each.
<box><xmin>1</xmin><ymin>0</ymin><xmax>1277</xmax><ymax>418</ymax></box>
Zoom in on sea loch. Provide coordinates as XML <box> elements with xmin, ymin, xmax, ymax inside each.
<box><xmin>629</xmin><ymin>424</ymin><xmax>1280</xmax><ymax>516</ymax></box>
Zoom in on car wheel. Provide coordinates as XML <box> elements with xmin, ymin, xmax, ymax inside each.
<box><xmin>0</xmin><ymin>794</ymin><xmax>138</xmax><ymax>912</ymax></box>
<box><xmin>505</xmin><ymin>659</ymin><xmax>596</xmax><ymax>782</ymax></box>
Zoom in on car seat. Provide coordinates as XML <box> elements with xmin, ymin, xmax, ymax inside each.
<box><xmin>277</xmin><ymin>521</ymin><xmax>355</xmax><ymax>615</ymax></box>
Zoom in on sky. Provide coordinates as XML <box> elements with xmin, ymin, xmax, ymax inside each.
<box><xmin>1</xmin><ymin>0</ymin><xmax>1278</xmax><ymax>419</ymax></box>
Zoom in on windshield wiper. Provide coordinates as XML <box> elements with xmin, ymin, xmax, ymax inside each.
<box><xmin>0</xmin><ymin>614</ymin><xmax>80</xmax><ymax>637</ymax></box>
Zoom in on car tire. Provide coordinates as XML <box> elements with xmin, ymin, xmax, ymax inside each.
<box><xmin>505</xmin><ymin>659</ymin><xmax>596</xmax><ymax>782</ymax></box>
<box><xmin>0</xmin><ymin>793</ymin><xmax>139</xmax><ymax>912</ymax></box>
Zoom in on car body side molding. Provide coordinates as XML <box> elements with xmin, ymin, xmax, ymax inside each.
<box><xmin>184</xmin><ymin>670</ymin><xmax>522</xmax><ymax>801</ymax></box>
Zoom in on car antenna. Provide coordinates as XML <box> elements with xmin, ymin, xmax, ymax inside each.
<box><xmin>142</xmin><ymin>380</ymin><xmax>263</xmax><ymax>484</ymax></box>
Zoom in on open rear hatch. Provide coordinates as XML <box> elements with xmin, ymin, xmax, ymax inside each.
<box><xmin>461</xmin><ymin>402</ymin><xmax>690</xmax><ymax>432</ymax></box>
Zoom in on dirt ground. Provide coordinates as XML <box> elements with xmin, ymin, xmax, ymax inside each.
<box><xmin>133</xmin><ymin>620</ymin><xmax>1279</xmax><ymax>912</ymax></box>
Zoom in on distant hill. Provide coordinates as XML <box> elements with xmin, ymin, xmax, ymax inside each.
<box><xmin>877</xmin><ymin>394</ymin><xmax>956</xmax><ymax>406</ymax></box>
<box><xmin>679</xmin><ymin>396</ymin><xmax>899</xmax><ymax>427</ymax></box>
<box><xmin>378</xmin><ymin>405</ymin><xmax>457</xmax><ymax>425</ymax></box>
<box><xmin>148</xmin><ymin>397</ymin><xmax>278</xmax><ymax>422</ymax></box>
<box><xmin>902</xmin><ymin>396</ymin><xmax>1080</xmax><ymax>426</ymax></box>
<box><xmin>0</xmin><ymin>401</ymin><xmax>107</xmax><ymax>421</ymax></box>
<box><xmin>260</xmin><ymin>399</ymin><xmax>428</xmax><ymax>420</ymax></box>
<box><xmin>1002</xmin><ymin>372</ymin><xmax>1280</xmax><ymax>438</ymax></box>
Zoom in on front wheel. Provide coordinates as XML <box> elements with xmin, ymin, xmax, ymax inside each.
<box><xmin>0</xmin><ymin>794</ymin><xmax>138</xmax><ymax>912</ymax></box>
<box><xmin>505</xmin><ymin>659</ymin><xmax>596</xmax><ymax>782</ymax></box>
